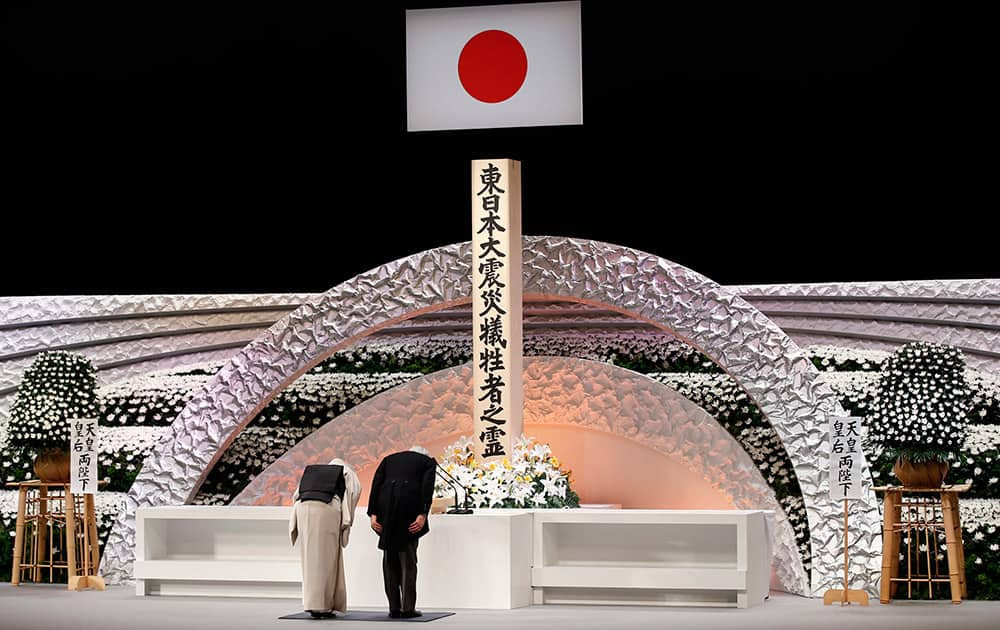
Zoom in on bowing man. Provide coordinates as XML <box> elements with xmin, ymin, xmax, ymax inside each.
<box><xmin>289</xmin><ymin>457</ymin><xmax>362</xmax><ymax>618</ymax></box>
<box><xmin>367</xmin><ymin>445</ymin><xmax>437</xmax><ymax>619</ymax></box>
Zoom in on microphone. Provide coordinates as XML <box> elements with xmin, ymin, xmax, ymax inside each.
<box><xmin>435</xmin><ymin>466</ymin><xmax>474</xmax><ymax>514</ymax></box>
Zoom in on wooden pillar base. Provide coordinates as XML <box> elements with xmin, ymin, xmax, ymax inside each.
<box><xmin>68</xmin><ymin>575</ymin><xmax>106</xmax><ymax>591</ymax></box>
<box><xmin>823</xmin><ymin>588</ymin><xmax>870</xmax><ymax>606</ymax></box>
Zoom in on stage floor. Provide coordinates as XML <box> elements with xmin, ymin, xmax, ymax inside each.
<box><xmin>1</xmin><ymin>584</ymin><xmax>997</xmax><ymax>630</ymax></box>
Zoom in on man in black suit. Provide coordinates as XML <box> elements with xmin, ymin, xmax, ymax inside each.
<box><xmin>367</xmin><ymin>445</ymin><xmax>437</xmax><ymax>619</ymax></box>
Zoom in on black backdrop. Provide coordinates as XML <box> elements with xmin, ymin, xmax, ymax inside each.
<box><xmin>3</xmin><ymin>2</ymin><xmax>991</xmax><ymax>295</ymax></box>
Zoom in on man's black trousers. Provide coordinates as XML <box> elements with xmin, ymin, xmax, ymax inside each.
<box><xmin>382</xmin><ymin>540</ymin><xmax>418</xmax><ymax>614</ymax></box>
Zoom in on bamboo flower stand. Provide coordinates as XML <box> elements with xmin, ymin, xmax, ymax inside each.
<box><xmin>875</xmin><ymin>484</ymin><xmax>968</xmax><ymax>604</ymax></box>
<box><xmin>7</xmin><ymin>480</ymin><xmax>106</xmax><ymax>591</ymax></box>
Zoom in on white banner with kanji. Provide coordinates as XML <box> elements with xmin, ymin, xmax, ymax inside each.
<box><xmin>70</xmin><ymin>417</ymin><xmax>99</xmax><ymax>495</ymax></box>
<box><xmin>829</xmin><ymin>416</ymin><xmax>864</xmax><ymax>500</ymax></box>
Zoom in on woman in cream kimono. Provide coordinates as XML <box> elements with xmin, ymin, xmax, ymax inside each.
<box><xmin>289</xmin><ymin>458</ymin><xmax>362</xmax><ymax>618</ymax></box>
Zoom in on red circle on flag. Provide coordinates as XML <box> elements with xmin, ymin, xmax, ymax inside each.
<box><xmin>458</xmin><ymin>30</ymin><xmax>528</xmax><ymax>103</ymax></box>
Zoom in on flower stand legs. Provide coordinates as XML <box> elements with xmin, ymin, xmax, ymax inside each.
<box><xmin>940</xmin><ymin>491</ymin><xmax>967</xmax><ymax>603</ymax></box>
<box><xmin>6</xmin><ymin>480</ymin><xmax>106</xmax><ymax>590</ymax></box>
<box><xmin>876</xmin><ymin>485</ymin><xmax>969</xmax><ymax>604</ymax></box>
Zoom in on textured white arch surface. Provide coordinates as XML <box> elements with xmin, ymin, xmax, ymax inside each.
<box><xmin>232</xmin><ymin>356</ymin><xmax>809</xmax><ymax>594</ymax></box>
<box><xmin>101</xmin><ymin>236</ymin><xmax>880</xmax><ymax>596</ymax></box>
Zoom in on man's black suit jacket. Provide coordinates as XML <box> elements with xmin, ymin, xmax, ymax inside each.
<box><xmin>367</xmin><ymin>450</ymin><xmax>437</xmax><ymax>551</ymax></box>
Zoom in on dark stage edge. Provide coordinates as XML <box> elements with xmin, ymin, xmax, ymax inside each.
<box><xmin>279</xmin><ymin>611</ymin><xmax>455</xmax><ymax>622</ymax></box>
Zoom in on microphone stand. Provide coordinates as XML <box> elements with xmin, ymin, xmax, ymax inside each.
<box><xmin>435</xmin><ymin>466</ymin><xmax>473</xmax><ymax>514</ymax></box>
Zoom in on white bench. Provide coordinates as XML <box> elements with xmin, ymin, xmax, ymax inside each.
<box><xmin>134</xmin><ymin>505</ymin><xmax>533</xmax><ymax>607</ymax></box>
<box><xmin>531</xmin><ymin>509</ymin><xmax>772</xmax><ymax>608</ymax></box>
<box><xmin>134</xmin><ymin>506</ymin><xmax>302</xmax><ymax>598</ymax></box>
<box><xmin>134</xmin><ymin>506</ymin><xmax>771</xmax><ymax>608</ymax></box>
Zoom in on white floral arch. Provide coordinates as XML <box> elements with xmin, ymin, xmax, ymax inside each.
<box><xmin>101</xmin><ymin>235</ymin><xmax>882</xmax><ymax>595</ymax></box>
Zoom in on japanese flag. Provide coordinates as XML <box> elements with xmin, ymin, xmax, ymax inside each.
<box><xmin>405</xmin><ymin>1</ymin><xmax>582</xmax><ymax>132</ymax></box>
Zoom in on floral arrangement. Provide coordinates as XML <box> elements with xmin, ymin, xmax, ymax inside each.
<box><xmin>807</xmin><ymin>345</ymin><xmax>888</xmax><ymax>372</ymax></box>
<box><xmin>99</xmin><ymin>372</ymin><xmax>417</xmax><ymax>427</ymax></box>
<box><xmin>434</xmin><ymin>435</ymin><xmax>580</xmax><ymax>509</ymax></box>
<box><xmin>312</xmin><ymin>332</ymin><xmax>721</xmax><ymax>375</ymax></box>
<box><xmin>866</xmin><ymin>341</ymin><xmax>971</xmax><ymax>463</ymax></box>
<box><xmin>968</xmin><ymin>371</ymin><xmax>1000</xmax><ymax>425</ymax></box>
<box><xmin>7</xmin><ymin>351</ymin><xmax>98</xmax><ymax>452</ymax></box>
<box><xmin>0</xmin><ymin>445</ymin><xmax>32</xmax><ymax>484</ymax></box>
<box><xmin>820</xmin><ymin>371</ymin><xmax>882</xmax><ymax>416</ymax></box>
<box><xmin>949</xmin><ymin>442</ymin><xmax>1000</xmax><ymax>499</ymax></box>
<box><xmin>961</xmin><ymin>499</ymin><xmax>1000</xmax><ymax>599</ymax></box>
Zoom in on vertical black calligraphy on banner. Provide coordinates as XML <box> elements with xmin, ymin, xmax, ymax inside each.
<box><xmin>829</xmin><ymin>416</ymin><xmax>863</xmax><ymax>500</ymax></box>
<box><xmin>71</xmin><ymin>417</ymin><xmax>98</xmax><ymax>494</ymax></box>
<box><xmin>475</xmin><ymin>162</ymin><xmax>508</xmax><ymax>458</ymax></box>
